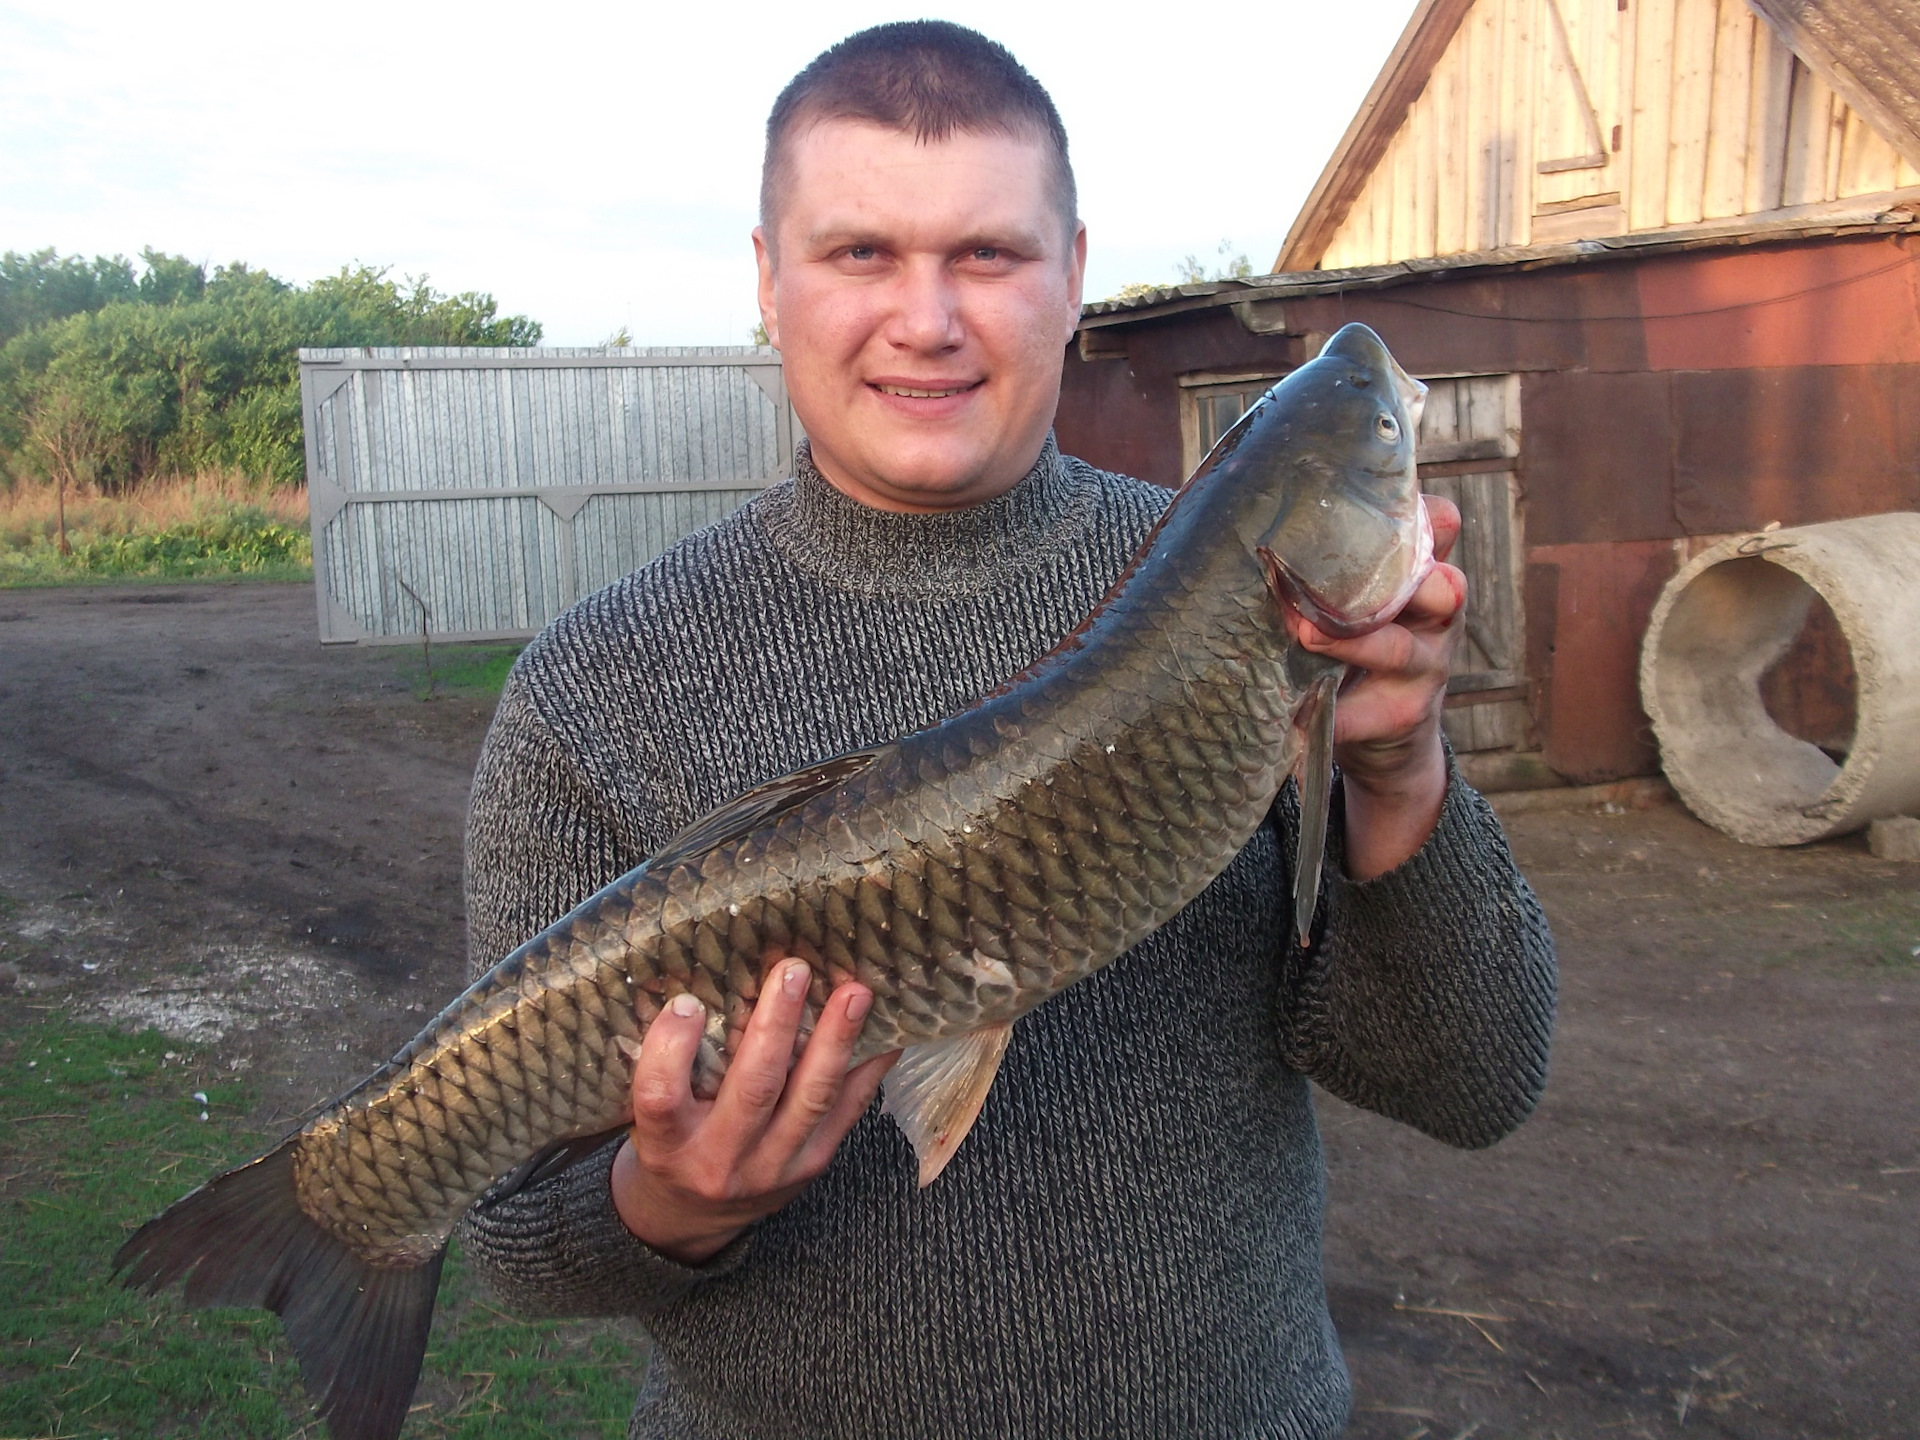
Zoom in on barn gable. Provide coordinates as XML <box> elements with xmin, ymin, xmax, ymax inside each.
<box><xmin>1278</xmin><ymin>0</ymin><xmax>1920</xmax><ymax>270</ymax></box>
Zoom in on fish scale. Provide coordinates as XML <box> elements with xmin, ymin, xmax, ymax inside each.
<box><xmin>114</xmin><ymin>322</ymin><xmax>1434</xmax><ymax>1440</ymax></box>
<box><xmin>289</xmin><ymin>549</ymin><xmax>1294</xmax><ymax>1264</ymax></box>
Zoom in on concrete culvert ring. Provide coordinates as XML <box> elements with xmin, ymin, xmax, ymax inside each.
<box><xmin>1640</xmin><ymin>513</ymin><xmax>1920</xmax><ymax>846</ymax></box>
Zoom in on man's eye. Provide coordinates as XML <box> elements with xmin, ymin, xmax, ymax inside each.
<box><xmin>972</xmin><ymin>247</ymin><xmax>1000</xmax><ymax>262</ymax></box>
<box><xmin>847</xmin><ymin>245</ymin><xmax>876</xmax><ymax>262</ymax></box>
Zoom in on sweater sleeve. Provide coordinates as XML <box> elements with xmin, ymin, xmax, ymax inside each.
<box><xmin>455</xmin><ymin>671</ymin><xmax>754</xmax><ymax>1319</ymax></box>
<box><xmin>1278</xmin><ymin>757</ymin><xmax>1557</xmax><ymax>1149</ymax></box>
<box><xmin>462</xmin><ymin>671</ymin><xmax>633</xmax><ymax>978</ymax></box>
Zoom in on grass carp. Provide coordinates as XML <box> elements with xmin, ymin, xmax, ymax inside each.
<box><xmin>114</xmin><ymin>322</ymin><xmax>1434</xmax><ymax>1440</ymax></box>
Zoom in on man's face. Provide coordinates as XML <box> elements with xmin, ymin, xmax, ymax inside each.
<box><xmin>754</xmin><ymin>120</ymin><xmax>1087</xmax><ymax>513</ymax></box>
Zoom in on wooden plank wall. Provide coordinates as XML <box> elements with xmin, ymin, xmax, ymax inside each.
<box><xmin>1415</xmin><ymin>375</ymin><xmax>1533</xmax><ymax>753</ymax></box>
<box><xmin>1317</xmin><ymin>0</ymin><xmax>1920</xmax><ymax>269</ymax></box>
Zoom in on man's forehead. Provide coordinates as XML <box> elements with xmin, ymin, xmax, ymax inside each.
<box><xmin>785</xmin><ymin>116</ymin><xmax>1054</xmax><ymax>182</ymax></box>
<box><xmin>778</xmin><ymin>119</ymin><xmax>1060</xmax><ymax>238</ymax></box>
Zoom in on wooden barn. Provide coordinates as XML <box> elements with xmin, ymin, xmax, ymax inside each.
<box><xmin>1056</xmin><ymin>0</ymin><xmax>1920</xmax><ymax>788</ymax></box>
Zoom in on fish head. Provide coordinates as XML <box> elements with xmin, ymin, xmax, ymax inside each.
<box><xmin>1222</xmin><ymin>323</ymin><xmax>1434</xmax><ymax>639</ymax></box>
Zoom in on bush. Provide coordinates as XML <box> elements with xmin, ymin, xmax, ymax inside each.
<box><xmin>0</xmin><ymin>249</ymin><xmax>542</xmax><ymax>492</ymax></box>
<box><xmin>65</xmin><ymin>507</ymin><xmax>311</xmax><ymax>577</ymax></box>
<box><xmin>0</xmin><ymin>472</ymin><xmax>313</xmax><ymax>586</ymax></box>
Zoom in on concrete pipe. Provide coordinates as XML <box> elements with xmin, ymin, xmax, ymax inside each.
<box><xmin>1640</xmin><ymin>513</ymin><xmax>1920</xmax><ymax>846</ymax></box>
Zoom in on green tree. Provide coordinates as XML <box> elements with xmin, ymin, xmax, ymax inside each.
<box><xmin>0</xmin><ymin>250</ymin><xmax>139</xmax><ymax>346</ymax></box>
<box><xmin>1175</xmin><ymin>240</ymin><xmax>1255</xmax><ymax>285</ymax></box>
<box><xmin>0</xmin><ymin>253</ymin><xmax>542</xmax><ymax>489</ymax></box>
<box><xmin>1107</xmin><ymin>240</ymin><xmax>1259</xmax><ymax>302</ymax></box>
<box><xmin>21</xmin><ymin>377</ymin><xmax>107</xmax><ymax>553</ymax></box>
<box><xmin>135</xmin><ymin>249</ymin><xmax>208</xmax><ymax>308</ymax></box>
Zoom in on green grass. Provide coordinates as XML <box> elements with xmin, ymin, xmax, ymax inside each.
<box><xmin>1820</xmin><ymin>888</ymin><xmax>1920</xmax><ymax>972</ymax></box>
<box><xmin>428</xmin><ymin>645</ymin><xmax>523</xmax><ymax>697</ymax></box>
<box><xmin>0</xmin><ymin>507</ymin><xmax>312</xmax><ymax>588</ymax></box>
<box><xmin>1754</xmin><ymin>886</ymin><xmax>1920</xmax><ymax>975</ymax></box>
<box><xmin>0</xmin><ymin>1012</ymin><xmax>647</xmax><ymax>1438</ymax></box>
<box><xmin>383</xmin><ymin>643</ymin><xmax>524</xmax><ymax>703</ymax></box>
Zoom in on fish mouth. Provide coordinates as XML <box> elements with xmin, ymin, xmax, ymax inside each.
<box><xmin>1258</xmin><ymin>497</ymin><xmax>1435</xmax><ymax>639</ymax></box>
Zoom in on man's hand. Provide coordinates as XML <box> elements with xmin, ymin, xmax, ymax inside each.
<box><xmin>1289</xmin><ymin>494</ymin><xmax>1466</xmax><ymax>881</ymax></box>
<box><xmin>610</xmin><ymin>960</ymin><xmax>898</xmax><ymax>1264</ymax></box>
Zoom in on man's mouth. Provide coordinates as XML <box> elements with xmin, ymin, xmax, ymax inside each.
<box><xmin>871</xmin><ymin>380</ymin><xmax>981</xmax><ymax>399</ymax></box>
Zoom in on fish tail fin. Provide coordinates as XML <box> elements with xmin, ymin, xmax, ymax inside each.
<box><xmin>1292</xmin><ymin>670</ymin><xmax>1341</xmax><ymax>948</ymax></box>
<box><xmin>114</xmin><ymin>1139</ymin><xmax>443</xmax><ymax>1440</ymax></box>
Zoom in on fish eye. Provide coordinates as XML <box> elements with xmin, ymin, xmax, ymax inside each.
<box><xmin>1375</xmin><ymin>412</ymin><xmax>1399</xmax><ymax>441</ymax></box>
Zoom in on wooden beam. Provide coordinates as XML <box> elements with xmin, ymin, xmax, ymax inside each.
<box><xmin>1275</xmin><ymin>0</ymin><xmax>1480</xmax><ymax>271</ymax></box>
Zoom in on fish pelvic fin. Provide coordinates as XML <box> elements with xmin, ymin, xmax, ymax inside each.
<box><xmin>1292</xmin><ymin>669</ymin><xmax>1342</xmax><ymax>948</ymax></box>
<box><xmin>881</xmin><ymin>1022</ymin><xmax>1014</xmax><ymax>1187</ymax></box>
<box><xmin>113</xmin><ymin>1138</ymin><xmax>443</xmax><ymax>1440</ymax></box>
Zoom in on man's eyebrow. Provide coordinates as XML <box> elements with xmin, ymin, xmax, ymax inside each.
<box><xmin>798</xmin><ymin>225</ymin><xmax>1051</xmax><ymax>254</ymax></box>
<box><xmin>802</xmin><ymin>227</ymin><xmax>884</xmax><ymax>249</ymax></box>
<box><xmin>952</xmin><ymin>228</ymin><xmax>1047</xmax><ymax>254</ymax></box>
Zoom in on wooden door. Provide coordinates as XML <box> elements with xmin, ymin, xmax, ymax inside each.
<box><xmin>1414</xmin><ymin>374</ymin><xmax>1531</xmax><ymax>753</ymax></box>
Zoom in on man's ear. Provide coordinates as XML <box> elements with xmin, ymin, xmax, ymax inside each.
<box><xmin>1063</xmin><ymin>222</ymin><xmax>1088</xmax><ymax>344</ymax></box>
<box><xmin>752</xmin><ymin>226</ymin><xmax>780</xmax><ymax>349</ymax></box>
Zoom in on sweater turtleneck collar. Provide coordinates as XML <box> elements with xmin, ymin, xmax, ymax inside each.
<box><xmin>756</xmin><ymin>435</ymin><xmax>1095</xmax><ymax>597</ymax></box>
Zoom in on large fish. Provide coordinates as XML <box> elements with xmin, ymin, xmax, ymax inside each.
<box><xmin>113</xmin><ymin>322</ymin><xmax>1433</xmax><ymax>1440</ymax></box>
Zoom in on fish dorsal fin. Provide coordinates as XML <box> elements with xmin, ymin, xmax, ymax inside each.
<box><xmin>648</xmin><ymin>744</ymin><xmax>894</xmax><ymax>872</ymax></box>
<box><xmin>1291</xmin><ymin>669</ymin><xmax>1341</xmax><ymax>947</ymax></box>
<box><xmin>881</xmin><ymin>1022</ymin><xmax>1014</xmax><ymax>1187</ymax></box>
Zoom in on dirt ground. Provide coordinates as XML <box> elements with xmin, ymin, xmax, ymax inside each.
<box><xmin>2</xmin><ymin>581</ymin><xmax>1915</xmax><ymax>1440</ymax></box>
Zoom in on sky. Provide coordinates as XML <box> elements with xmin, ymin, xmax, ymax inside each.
<box><xmin>0</xmin><ymin>0</ymin><xmax>1420</xmax><ymax>346</ymax></box>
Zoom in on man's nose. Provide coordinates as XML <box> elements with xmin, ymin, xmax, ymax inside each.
<box><xmin>885</xmin><ymin>260</ymin><xmax>964</xmax><ymax>352</ymax></box>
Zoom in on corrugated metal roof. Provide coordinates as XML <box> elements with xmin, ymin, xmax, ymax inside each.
<box><xmin>1081</xmin><ymin>203</ymin><xmax>1920</xmax><ymax>327</ymax></box>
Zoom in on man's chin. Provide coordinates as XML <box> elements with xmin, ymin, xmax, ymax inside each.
<box><xmin>819</xmin><ymin>434</ymin><xmax>1029</xmax><ymax>513</ymax></box>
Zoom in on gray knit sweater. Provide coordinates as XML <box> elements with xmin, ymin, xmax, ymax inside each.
<box><xmin>458</xmin><ymin>438</ymin><xmax>1556</xmax><ymax>1440</ymax></box>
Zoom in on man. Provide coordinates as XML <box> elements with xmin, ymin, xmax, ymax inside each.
<box><xmin>461</xmin><ymin>21</ymin><xmax>1554</xmax><ymax>1440</ymax></box>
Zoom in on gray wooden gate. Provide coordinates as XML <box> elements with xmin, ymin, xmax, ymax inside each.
<box><xmin>299</xmin><ymin>346</ymin><xmax>795</xmax><ymax>644</ymax></box>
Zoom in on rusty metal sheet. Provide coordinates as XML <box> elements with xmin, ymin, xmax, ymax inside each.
<box><xmin>1286</xmin><ymin>261</ymin><xmax>1655</xmax><ymax>375</ymax></box>
<box><xmin>1525</xmin><ymin>539</ymin><xmax>1678</xmax><ymax>784</ymax></box>
<box><xmin>1054</xmin><ymin>347</ymin><xmax>1184</xmax><ymax>486</ymax></box>
<box><xmin>1638</xmin><ymin>234</ymin><xmax>1920</xmax><ymax>371</ymax></box>
<box><xmin>1672</xmin><ymin>365</ymin><xmax>1920</xmax><ymax>533</ymax></box>
<box><xmin>1521</xmin><ymin>371</ymin><xmax>1679</xmax><ymax>545</ymax></box>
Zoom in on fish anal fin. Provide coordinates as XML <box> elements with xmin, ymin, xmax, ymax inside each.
<box><xmin>114</xmin><ymin>1139</ymin><xmax>442</xmax><ymax>1440</ymax></box>
<box><xmin>881</xmin><ymin>1023</ymin><xmax>1014</xmax><ymax>1187</ymax></box>
<box><xmin>1292</xmin><ymin>669</ymin><xmax>1341</xmax><ymax>948</ymax></box>
<box><xmin>648</xmin><ymin>745</ymin><xmax>894</xmax><ymax>872</ymax></box>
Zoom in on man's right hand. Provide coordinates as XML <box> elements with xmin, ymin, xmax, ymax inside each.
<box><xmin>609</xmin><ymin>959</ymin><xmax>898</xmax><ymax>1264</ymax></box>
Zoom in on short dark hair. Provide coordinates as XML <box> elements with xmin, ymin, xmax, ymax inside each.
<box><xmin>760</xmin><ymin>21</ymin><xmax>1077</xmax><ymax>241</ymax></box>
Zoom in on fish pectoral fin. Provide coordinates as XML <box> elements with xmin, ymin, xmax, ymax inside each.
<box><xmin>1292</xmin><ymin>669</ymin><xmax>1341</xmax><ymax>948</ymax></box>
<box><xmin>881</xmin><ymin>1022</ymin><xmax>1014</xmax><ymax>1188</ymax></box>
<box><xmin>487</xmin><ymin>1125</ymin><xmax>630</xmax><ymax>1205</ymax></box>
<box><xmin>646</xmin><ymin>744</ymin><xmax>896</xmax><ymax>872</ymax></box>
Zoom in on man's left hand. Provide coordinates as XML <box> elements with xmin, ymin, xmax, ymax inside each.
<box><xmin>1289</xmin><ymin>494</ymin><xmax>1466</xmax><ymax>881</ymax></box>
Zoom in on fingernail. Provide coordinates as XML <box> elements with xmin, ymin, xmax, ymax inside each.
<box><xmin>670</xmin><ymin>992</ymin><xmax>702</xmax><ymax>1018</ymax></box>
<box><xmin>783</xmin><ymin>960</ymin><xmax>809</xmax><ymax>998</ymax></box>
<box><xmin>845</xmin><ymin>989</ymin><xmax>871</xmax><ymax>1022</ymax></box>
<box><xmin>615</xmin><ymin>1034</ymin><xmax>644</xmax><ymax>1060</ymax></box>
